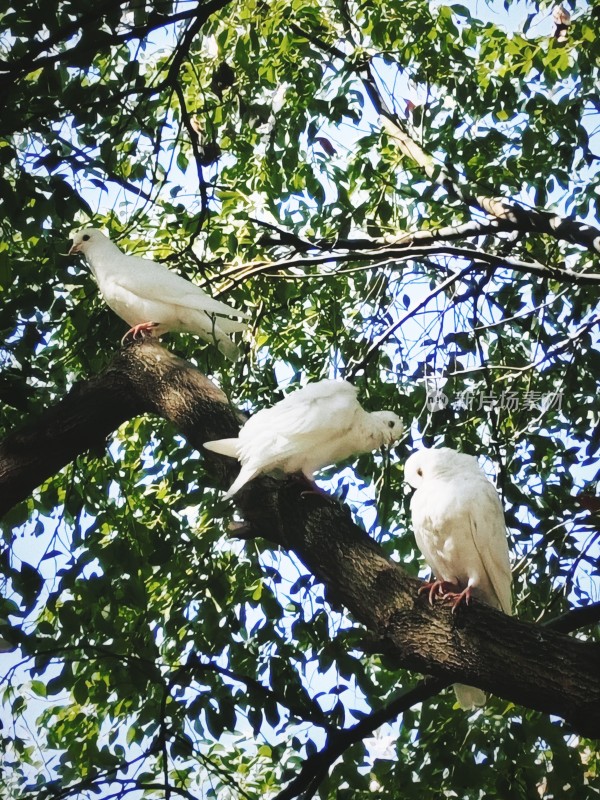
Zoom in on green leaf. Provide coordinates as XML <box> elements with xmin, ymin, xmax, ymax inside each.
<box><xmin>30</xmin><ymin>680</ymin><xmax>46</xmax><ymax>697</ymax></box>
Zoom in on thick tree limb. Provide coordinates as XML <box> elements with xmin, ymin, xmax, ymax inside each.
<box><xmin>253</xmin><ymin>218</ymin><xmax>515</xmax><ymax>256</ymax></box>
<box><xmin>0</xmin><ymin>341</ymin><xmax>241</xmax><ymax>515</ymax></box>
<box><xmin>0</xmin><ymin>340</ymin><xmax>599</xmax><ymax>737</ymax></box>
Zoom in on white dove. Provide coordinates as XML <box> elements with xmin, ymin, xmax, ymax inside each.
<box><xmin>204</xmin><ymin>379</ymin><xmax>403</xmax><ymax>499</ymax></box>
<box><xmin>68</xmin><ymin>228</ymin><xmax>250</xmax><ymax>360</ymax></box>
<box><xmin>404</xmin><ymin>446</ymin><xmax>512</xmax><ymax>710</ymax></box>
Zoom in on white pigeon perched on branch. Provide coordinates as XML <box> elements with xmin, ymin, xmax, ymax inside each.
<box><xmin>68</xmin><ymin>228</ymin><xmax>250</xmax><ymax>360</ymax></box>
<box><xmin>204</xmin><ymin>379</ymin><xmax>403</xmax><ymax>499</ymax></box>
<box><xmin>404</xmin><ymin>446</ymin><xmax>513</xmax><ymax>710</ymax></box>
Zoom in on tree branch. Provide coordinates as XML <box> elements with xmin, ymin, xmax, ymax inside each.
<box><xmin>288</xmin><ymin>23</ymin><xmax>600</xmax><ymax>255</ymax></box>
<box><xmin>0</xmin><ymin>0</ymin><xmax>130</xmax><ymax>72</ymax></box>
<box><xmin>1</xmin><ymin>340</ymin><xmax>599</xmax><ymax>737</ymax></box>
<box><xmin>274</xmin><ymin>599</ymin><xmax>600</xmax><ymax>800</ymax></box>
<box><xmin>0</xmin><ymin>4</ymin><xmax>212</xmax><ymax>81</ymax></box>
<box><xmin>219</xmin><ymin>244</ymin><xmax>600</xmax><ymax>292</ymax></box>
<box><xmin>0</xmin><ymin>0</ymin><xmax>235</xmax><ymax>126</ymax></box>
<box><xmin>52</xmin><ymin>133</ymin><xmax>155</xmax><ymax>203</ymax></box>
<box><xmin>255</xmin><ymin>217</ymin><xmax>515</xmax><ymax>255</ymax></box>
<box><xmin>272</xmin><ymin>678</ymin><xmax>448</xmax><ymax>800</ymax></box>
<box><xmin>346</xmin><ymin>262</ymin><xmax>475</xmax><ymax>378</ymax></box>
<box><xmin>545</xmin><ymin>601</ymin><xmax>600</xmax><ymax>635</ymax></box>
<box><xmin>175</xmin><ymin>653</ymin><xmax>335</xmax><ymax>731</ymax></box>
<box><xmin>0</xmin><ymin>340</ymin><xmax>241</xmax><ymax>516</ymax></box>
<box><xmin>47</xmin><ymin>744</ymin><xmax>162</xmax><ymax>800</ymax></box>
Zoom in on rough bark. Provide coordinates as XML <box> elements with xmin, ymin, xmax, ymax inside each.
<box><xmin>1</xmin><ymin>339</ymin><xmax>599</xmax><ymax>737</ymax></box>
<box><xmin>0</xmin><ymin>341</ymin><xmax>241</xmax><ymax>515</ymax></box>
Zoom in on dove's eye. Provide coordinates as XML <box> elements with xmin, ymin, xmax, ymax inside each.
<box><xmin>417</xmin><ymin>467</ymin><xmax>423</xmax><ymax>477</ymax></box>
<box><xmin>82</xmin><ymin>234</ymin><xmax>90</xmax><ymax>241</ymax></box>
<box><xmin>388</xmin><ymin>420</ymin><xmax>395</xmax><ymax>428</ymax></box>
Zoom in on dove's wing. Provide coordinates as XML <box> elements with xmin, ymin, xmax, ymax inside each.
<box><xmin>245</xmin><ymin>380</ymin><xmax>358</xmax><ymax>440</ymax></box>
<box><xmin>111</xmin><ymin>252</ymin><xmax>250</xmax><ymax>319</ymax></box>
<box><xmin>238</xmin><ymin>381</ymin><xmax>359</xmax><ymax>460</ymax></box>
<box><xmin>468</xmin><ymin>479</ymin><xmax>512</xmax><ymax>614</ymax></box>
<box><xmin>230</xmin><ymin>381</ymin><xmax>360</xmax><ymax>476</ymax></box>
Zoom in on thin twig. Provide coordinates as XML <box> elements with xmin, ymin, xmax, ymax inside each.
<box><xmin>272</xmin><ymin>678</ymin><xmax>447</xmax><ymax>800</ymax></box>
<box><xmin>347</xmin><ymin>263</ymin><xmax>475</xmax><ymax>378</ymax></box>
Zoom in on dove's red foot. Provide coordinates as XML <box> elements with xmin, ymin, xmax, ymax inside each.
<box><xmin>418</xmin><ymin>579</ymin><xmax>460</xmax><ymax>606</ymax></box>
<box><xmin>121</xmin><ymin>321</ymin><xmax>160</xmax><ymax>345</ymax></box>
<box><xmin>442</xmin><ymin>585</ymin><xmax>473</xmax><ymax>614</ymax></box>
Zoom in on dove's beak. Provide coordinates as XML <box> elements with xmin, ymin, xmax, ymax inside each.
<box><xmin>68</xmin><ymin>241</ymin><xmax>79</xmax><ymax>255</ymax></box>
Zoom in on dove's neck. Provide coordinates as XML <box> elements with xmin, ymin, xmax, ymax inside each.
<box><xmin>361</xmin><ymin>412</ymin><xmax>393</xmax><ymax>448</ymax></box>
<box><xmin>85</xmin><ymin>240</ymin><xmax>125</xmax><ymax>280</ymax></box>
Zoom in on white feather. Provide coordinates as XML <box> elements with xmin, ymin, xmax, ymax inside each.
<box><xmin>405</xmin><ymin>446</ymin><xmax>512</xmax><ymax>709</ymax></box>
<box><xmin>68</xmin><ymin>228</ymin><xmax>250</xmax><ymax>360</ymax></box>
<box><xmin>204</xmin><ymin>379</ymin><xmax>403</xmax><ymax>499</ymax></box>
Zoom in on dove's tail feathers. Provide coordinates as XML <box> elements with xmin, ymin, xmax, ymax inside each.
<box><xmin>191</xmin><ymin>315</ymin><xmax>246</xmax><ymax>360</ymax></box>
<box><xmin>223</xmin><ymin>466</ymin><xmax>260</xmax><ymax>499</ymax></box>
<box><xmin>212</xmin><ymin>318</ymin><xmax>249</xmax><ymax>335</ymax></box>
<box><xmin>189</xmin><ymin>296</ymin><xmax>252</xmax><ymax>321</ymax></box>
<box><xmin>205</xmin><ymin>437</ymin><xmax>258</xmax><ymax>497</ymax></box>
<box><xmin>216</xmin><ymin>334</ymin><xmax>241</xmax><ymax>361</ymax></box>
<box><xmin>453</xmin><ymin>684</ymin><xmax>486</xmax><ymax>710</ymax></box>
<box><xmin>203</xmin><ymin>438</ymin><xmax>240</xmax><ymax>458</ymax></box>
<box><xmin>168</xmin><ymin>305</ymin><xmax>248</xmax><ymax>359</ymax></box>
